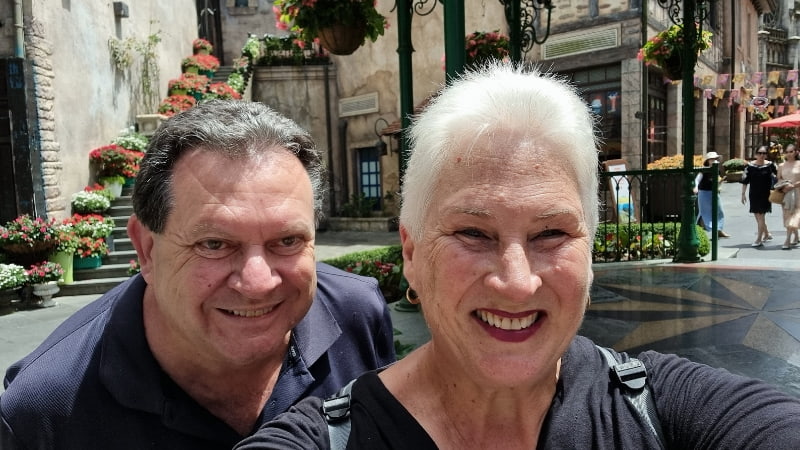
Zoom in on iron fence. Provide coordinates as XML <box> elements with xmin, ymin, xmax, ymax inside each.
<box><xmin>596</xmin><ymin>165</ymin><xmax>718</xmax><ymax>263</ymax></box>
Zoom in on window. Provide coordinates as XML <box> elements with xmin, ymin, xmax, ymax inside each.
<box><xmin>567</xmin><ymin>65</ymin><xmax>622</xmax><ymax>161</ymax></box>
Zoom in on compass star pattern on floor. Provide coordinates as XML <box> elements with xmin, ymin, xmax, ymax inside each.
<box><xmin>579</xmin><ymin>266</ymin><xmax>800</xmax><ymax>397</ymax></box>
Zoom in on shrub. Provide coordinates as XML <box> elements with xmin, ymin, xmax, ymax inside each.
<box><xmin>324</xmin><ymin>245</ymin><xmax>404</xmax><ymax>302</ymax></box>
<box><xmin>594</xmin><ymin>222</ymin><xmax>710</xmax><ymax>262</ymax></box>
<box><xmin>339</xmin><ymin>192</ymin><xmax>376</xmax><ymax>218</ymax></box>
<box><xmin>722</xmin><ymin>158</ymin><xmax>747</xmax><ymax>172</ymax></box>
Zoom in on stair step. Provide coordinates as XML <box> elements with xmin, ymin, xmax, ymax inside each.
<box><xmin>110</xmin><ymin>237</ymin><xmax>133</xmax><ymax>252</ymax></box>
<box><xmin>104</xmin><ymin>249</ymin><xmax>138</xmax><ymax>265</ymax></box>
<box><xmin>74</xmin><ymin>262</ymin><xmax>131</xmax><ymax>280</ymax></box>
<box><xmin>112</xmin><ymin>226</ymin><xmax>129</xmax><ymax>238</ymax></box>
<box><xmin>110</xmin><ymin>215</ymin><xmax>130</xmax><ymax>228</ymax></box>
<box><xmin>57</xmin><ymin>277</ymin><xmax>130</xmax><ymax>296</ymax></box>
<box><xmin>109</xmin><ymin>204</ymin><xmax>133</xmax><ymax>216</ymax></box>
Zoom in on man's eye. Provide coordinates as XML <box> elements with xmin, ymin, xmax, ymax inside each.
<box><xmin>458</xmin><ymin>228</ymin><xmax>487</xmax><ymax>239</ymax></box>
<box><xmin>198</xmin><ymin>240</ymin><xmax>226</xmax><ymax>251</ymax></box>
<box><xmin>271</xmin><ymin>236</ymin><xmax>307</xmax><ymax>255</ymax></box>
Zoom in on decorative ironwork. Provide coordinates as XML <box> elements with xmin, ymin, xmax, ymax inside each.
<box><xmin>499</xmin><ymin>0</ymin><xmax>554</xmax><ymax>52</ymax></box>
<box><xmin>656</xmin><ymin>0</ymin><xmax>713</xmax><ymax>27</ymax></box>
<box><xmin>411</xmin><ymin>0</ymin><xmax>438</xmax><ymax>16</ymax></box>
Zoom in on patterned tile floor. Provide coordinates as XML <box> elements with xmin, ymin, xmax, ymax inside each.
<box><xmin>582</xmin><ymin>265</ymin><xmax>800</xmax><ymax>397</ymax></box>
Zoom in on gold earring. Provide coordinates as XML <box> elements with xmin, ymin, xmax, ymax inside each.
<box><xmin>406</xmin><ymin>288</ymin><xmax>420</xmax><ymax>304</ymax></box>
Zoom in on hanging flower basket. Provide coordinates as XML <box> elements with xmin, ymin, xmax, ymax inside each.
<box><xmin>317</xmin><ymin>22</ymin><xmax>367</xmax><ymax>56</ymax></box>
<box><xmin>662</xmin><ymin>54</ymin><xmax>683</xmax><ymax>80</ymax></box>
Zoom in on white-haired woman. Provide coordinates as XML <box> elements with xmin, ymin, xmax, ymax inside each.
<box><xmin>235</xmin><ymin>64</ymin><xmax>800</xmax><ymax>449</ymax></box>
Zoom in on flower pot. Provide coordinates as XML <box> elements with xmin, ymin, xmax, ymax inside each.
<box><xmin>101</xmin><ymin>180</ymin><xmax>123</xmax><ymax>198</ymax></box>
<box><xmin>184</xmin><ymin>66</ymin><xmax>200</xmax><ymax>74</ymax></box>
<box><xmin>32</xmin><ymin>281</ymin><xmax>59</xmax><ymax>307</ymax></box>
<box><xmin>661</xmin><ymin>54</ymin><xmax>683</xmax><ymax>80</ymax></box>
<box><xmin>199</xmin><ymin>69</ymin><xmax>215</xmax><ymax>78</ymax></box>
<box><xmin>195</xmin><ymin>48</ymin><xmax>210</xmax><ymax>55</ymax></box>
<box><xmin>49</xmin><ymin>251</ymin><xmax>74</xmax><ymax>285</ymax></box>
<box><xmin>169</xmin><ymin>88</ymin><xmax>189</xmax><ymax>96</ymax></box>
<box><xmin>123</xmin><ymin>177</ymin><xmax>136</xmax><ymax>188</ymax></box>
<box><xmin>317</xmin><ymin>22</ymin><xmax>367</xmax><ymax>55</ymax></box>
<box><xmin>74</xmin><ymin>254</ymin><xmax>102</xmax><ymax>270</ymax></box>
<box><xmin>2</xmin><ymin>242</ymin><xmax>57</xmax><ymax>268</ymax></box>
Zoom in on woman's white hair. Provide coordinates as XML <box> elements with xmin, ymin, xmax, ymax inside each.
<box><xmin>399</xmin><ymin>62</ymin><xmax>600</xmax><ymax>240</ymax></box>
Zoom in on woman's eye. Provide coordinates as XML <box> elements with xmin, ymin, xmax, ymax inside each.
<box><xmin>536</xmin><ymin>229</ymin><xmax>566</xmax><ymax>239</ymax></box>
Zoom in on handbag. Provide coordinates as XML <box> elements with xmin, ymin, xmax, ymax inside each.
<box><xmin>769</xmin><ymin>189</ymin><xmax>785</xmax><ymax>204</ymax></box>
<box><xmin>769</xmin><ymin>180</ymin><xmax>791</xmax><ymax>204</ymax></box>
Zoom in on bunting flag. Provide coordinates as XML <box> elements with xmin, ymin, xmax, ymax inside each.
<box><xmin>657</xmin><ymin>67</ymin><xmax>800</xmax><ymax>111</ymax></box>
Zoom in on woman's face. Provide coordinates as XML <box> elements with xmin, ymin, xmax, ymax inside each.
<box><xmin>757</xmin><ymin>148</ymin><xmax>768</xmax><ymax>161</ymax></box>
<box><xmin>401</xmin><ymin>132</ymin><xmax>593</xmax><ymax>387</ymax></box>
<box><xmin>785</xmin><ymin>148</ymin><xmax>796</xmax><ymax>161</ymax></box>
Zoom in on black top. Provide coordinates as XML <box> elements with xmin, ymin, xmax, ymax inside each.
<box><xmin>742</xmin><ymin>161</ymin><xmax>777</xmax><ymax>214</ymax></box>
<box><xmin>235</xmin><ymin>335</ymin><xmax>800</xmax><ymax>449</ymax></box>
<box><xmin>0</xmin><ymin>263</ymin><xmax>396</xmax><ymax>450</ymax></box>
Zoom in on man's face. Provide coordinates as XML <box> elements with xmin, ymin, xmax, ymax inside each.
<box><xmin>133</xmin><ymin>148</ymin><xmax>317</xmax><ymax>367</ymax></box>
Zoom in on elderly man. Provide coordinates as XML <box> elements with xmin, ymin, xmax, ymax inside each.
<box><xmin>0</xmin><ymin>100</ymin><xmax>395</xmax><ymax>449</ymax></box>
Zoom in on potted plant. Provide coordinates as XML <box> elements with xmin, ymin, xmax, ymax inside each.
<box><xmin>71</xmin><ymin>190</ymin><xmax>111</xmax><ymax>215</ymax></box>
<box><xmin>722</xmin><ymin>158</ymin><xmax>747</xmax><ymax>182</ymax></box>
<box><xmin>179</xmin><ymin>73</ymin><xmax>210</xmax><ymax>100</ymax></box>
<box><xmin>89</xmin><ymin>144</ymin><xmax>144</xmax><ymax>183</ymax></box>
<box><xmin>158</xmin><ymin>94</ymin><xmax>197</xmax><ymax>117</ymax></box>
<box><xmin>112</xmin><ymin>128</ymin><xmax>149</xmax><ymax>152</ymax></box>
<box><xmin>465</xmin><ymin>30</ymin><xmax>510</xmax><ymax>68</ymax></box>
<box><xmin>637</xmin><ymin>24</ymin><xmax>713</xmax><ymax>79</ymax></box>
<box><xmin>273</xmin><ymin>0</ymin><xmax>388</xmax><ymax>55</ymax></box>
<box><xmin>204</xmin><ymin>82</ymin><xmax>243</xmax><ymax>100</ymax></box>
<box><xmin>0</xmin><ymin>263</ymin><xmax>27</xmax><ymax>292</ymax></box>
<box><xmin>97</xmin><ymin>175</ymin><xmax>126</xmax><ymax>197</ymax></box>
<box><xmin>50</xmin><ymin>221</ymin><xmax>80</xmax><ymax>285</ymax></box>
<box><xmin>182</xmin><ymin>54</ymin><xmax>220</xmax><ymax>76</ymax></box>
<box><xmin>192</xmin><ymin>38</ymin><xmax>214</xmax><ymax>55</ymax></box>
<box><xmin>167</xmin><ymin>77</ymin><xmax>193</xmax><ymax>96</ymax></box>
<box><xmin>25</xmin><ymin>260</ymin><xmax>63</xmax><ymax>307</ymax></box>
<box><xmin>73</xmin><ymin>236</ymin><xmax>109</xmax><ymax>270</ymax></box>
<box><xmin>0</xmin><ymin>215</ymin><xmax>59</xmax><ymax>267</ymax></box>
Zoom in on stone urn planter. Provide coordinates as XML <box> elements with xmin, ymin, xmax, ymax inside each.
<box><xmin>32</xmin><ymin>281</ymin><xmax>59</xmax><ymax>308</ymax></box>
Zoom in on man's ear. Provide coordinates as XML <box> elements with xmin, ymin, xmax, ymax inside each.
<box><xmin>399</xmin><ymin>225</ymin><xmax>416</xmax><ymax>288</ymax></box>
<box><xmin>127</xmin><ymin>215</ymin><xmax>155</xmax><ymax>283</ymax></box>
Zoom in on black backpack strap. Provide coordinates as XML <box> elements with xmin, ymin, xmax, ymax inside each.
<box><xmin>323</xmin><ymin>378</ymin><xmax>356</xmax><ymax>450</ymax></box>
<box><xmin>596</xmin><ymin>345</ymin><xmax>666</xmax><ymax>448</ymax></box>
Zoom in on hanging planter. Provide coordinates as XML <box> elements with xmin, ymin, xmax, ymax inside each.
<box><xmin>662</xmin><ymin>54</ymin><xmax>683</xmax><ymax>80</ymax></box>
<box><xmin>317</xmin><ymin>22</ymin><xmax>367</xmax><ymax>56</ymax></box>
<box><xmin>273</xmin><ymin>0</ymin><xmax>387</xmax><ymax>56</ymax></box>
<box><xmin>637</xmin><ymin>24</ymin><xmax>713</xmax><ymax>81</ymax></box>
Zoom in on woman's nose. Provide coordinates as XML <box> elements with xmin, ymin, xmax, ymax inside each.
<box><xmin>486</xmin><ymin>243</ymin><xmax>542</xmax><ymax>300</ymax></box>
<box><xmin>230</xmin><ymin>245</ymin><xmax>281</xmax><ymax>296</ymax></box>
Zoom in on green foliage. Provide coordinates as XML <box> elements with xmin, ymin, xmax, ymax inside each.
<box><xmin>637</xmin><ymin>24</ymin><xmax>713</xmax><ymax>69</ymax></box>
<box><xmin>324</xmin><ymin>245</ymin><xmax>404</xmax><ymax>302</ymax></box>
<box><xmin>273</xmin><ymin>0</ymin><xmax>387</xmax><ymax>45</ymax></box>
<box><xmin>71</xmin><ymin>191</ymin><xmax>111</xmax><ymax>215</ymax></box>
<box><xmin>722</xmin><ymin>158</ymin><xmax>747</xmax><ymax>171</ymax></box>
<box><xmin>339</xmin><ymin>192</ymin><xmax>376</xmax><ymax>218</ymax></box>
<box><xmin>112</xmin><ymin>128</ymin><xmax>149</xmax><ymax>152</ymax></box>
<box><xmin>0</xmin><ymin>263</ymin><xmax>27</xmax><ymax>290</ymax></box>
<box><xmin>594</xmin><ymin>222</ymin><xmax>710</xmax><ymax>262</ymax></box>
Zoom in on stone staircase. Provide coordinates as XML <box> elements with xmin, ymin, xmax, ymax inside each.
<box><xmin>59</xmin><ymin>188</ymin><xmax>136</xmax><ymax>297</ymax></box>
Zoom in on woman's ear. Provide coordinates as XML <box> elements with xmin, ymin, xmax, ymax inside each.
<box><xmin>127</xmin><ymin>215</ymin><xmax>155</xmax><ymax>283</ymax></box>
<box><xmin>399</xmin><ymin>225</ymin><xmax>416</xmax><ymax>288</ymax></box>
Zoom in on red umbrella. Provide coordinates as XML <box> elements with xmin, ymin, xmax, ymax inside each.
<box><xmin>759</xmin><ymin>113</ymin><xmax>800</xmax><ymax>128</ymax></box>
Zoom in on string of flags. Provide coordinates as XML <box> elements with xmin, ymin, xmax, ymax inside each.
<box><xmin>671</xmin><ymin>69</ymin><xmax>800</xmax><ymax>114</ymax></box>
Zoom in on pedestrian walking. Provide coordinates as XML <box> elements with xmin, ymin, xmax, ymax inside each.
<box><xmin>778</xmin><ymin>144</ymin><xmax>800</xmax><ymax>249</ymax></box>
<box><xmin>694</xmin><ymin>152</ymin><xmax>730</xmax><ymax>238</ymax></box>
<box><xmin>741</xmin><ymin>145</ymin><xmax>777</xmax><ymax>247</ymax></box>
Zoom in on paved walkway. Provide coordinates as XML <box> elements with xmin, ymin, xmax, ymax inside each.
<box><xmin>2</xmin><ymin>183</ymin><xmax>798</xmax><ymax>397</ymax></box>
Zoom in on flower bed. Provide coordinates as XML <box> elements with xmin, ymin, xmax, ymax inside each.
<box><xmin>593</xmin><ymin>222</ymin><xmax>710</xmax><ymax>263</ymax></box>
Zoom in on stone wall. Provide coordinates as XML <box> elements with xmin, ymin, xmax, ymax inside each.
<box><xmin>22</xmin><ymin>1</ymin><xmax>197</xmax><ymax>220</ymax></box>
